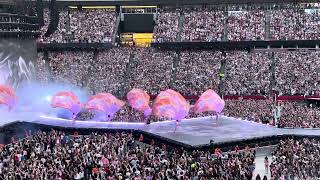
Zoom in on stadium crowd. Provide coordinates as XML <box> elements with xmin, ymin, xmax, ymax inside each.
<box><xmin>128</xmin><ymin>48</ymin><xmax>176</xmax><ymax>96</ymax></box>
<box><xmin>153</xmin><ymin>5</ymin><xmax>320</xmax><ymax>42</ymax></box>
<box><xmin>270</xmin><ymin>138</ymin><xmax>320</xmax><ymax>179</ymax></box>
<box><xmin>153</xmin><ymin>8</ymin><xmax>180</xmax><ymax>42</ymax></box>
<box><xmin>275</xmin><ymin>51</ymin><xmax>320</xmax><ymax>96</ymax></box>
<box><xmin>226</xmin><ymin>10</ymin><xmax>265</xmax><ymax>41</ymax></box>
<box><xmin>38</xmin><ymin>9</ymin><xmax>117</xmax><ymax>43</ymax></box>
<box><xmin>48</xmin><ymin>51</ymin><xmax>93</xmax><ymax>88</ymax></box>
<box><xmin>33</xmin><ymin>4</ymin><xmax>320</xmax><ymax>128</ymax></box>
<box><xmin>224</xmin><ymin>99</ymin><xmax>273</xmax><ymax>124</ymax></box>
<box><xmin>0</xmin><ymin>130</ymin><xmax>256</xmax><ymax>180</ymax></box>
<box><xmin>224</xmin><ymin>52</ymin><xmax>270</xmax><ymax>95</ymax></box>
<box><xmin>181</xmin><ymin>7</ymin><xmax>224</xmax><ymax>42</ymax></box>
<box><xmin>270</xmin><ymin>7</ymin><xmax>320</xmax><ymax>40</ymax></box>
<box><xmin>35</xmin><ymin>53</ymin><xmax>51</xmax><ymax>84</ymax></box>
<box><xmin>175</xmin><ymin>51</ymin><xmax>222</xmax><ymax>96</ymax></box>
<box><xmin>277</xmin><ymin>102</ymin><xmax>320</xmax><ymax>128</ymax></box>
<box><xmin>87</xmin><ymin>48</ymin><xmax>130</xmax><ymax>95</ymax></box>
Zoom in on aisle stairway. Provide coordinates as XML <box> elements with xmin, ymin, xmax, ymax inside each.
<box><xmin>82</xmin><ymin>51</ymin><xmax>98</xmax><ymax>94</ymax></box>
<box><xmin>252</xmin><ymin>146</ymin><xmax>275</xmax><ymax>180</ymax></box>
<box><xmin>265</xmin><ymin>10</ymin><xmax>271</xmax><ymax>41</ymax></box>
<box><xmin>176</xmin><ymin>13</ymin><xmax>185</xmax><ymax>42</ymax></box>
<box><xmin>269</xmin><ymin>52</ymin><xmax>276</xmax><ymax>93</ymax></box>
<box><xmin>43</xmin><ymin>51</ymin><xmax>53</xmax><ymax>82</ymax></box>
<box><xmin>169</xmin><ymin>51</ymin><xmax>181</xmax><ymax>88</ymax></box>
<box><xmin>218</xmin><ymin>53</ymin><xmax>226</xmax><ymax>94</ymax></box>
<box><xmin>118</xmin><ymin>51</ymin><xmax>134</xmax><ymax>96</ymax></box>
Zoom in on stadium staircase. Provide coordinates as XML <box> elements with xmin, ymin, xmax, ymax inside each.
<box><xmin>118</xmin><ymin>51</ymin><xmax>135</xmax><ymax>96</ymax></box>
<box><xmin>176</xmin><ymin>13</ymin><xmax>185</xmax><ymax>42</ymax></box>
<box><xmin>43</xmin><ymin>51</ymin><xmax>53</xmax><ymax>82</ymax></box>
<box><xmin>269</xmin><ymin>52</ymin><xmax>276</xmax><ymax>93</ymax></box>
<box><xmin>265</xmin><ymin>10</ymin><xmax>271</xmax><ymax>40</ymax></box>
<box><xmin>112</xmin><ymin>15</ymin><xmax>121</xmax><ymax>45</ymax></box>
<box><xmin>169</xmin><ymin>51</ymin><xmax>181</xmax><ymax>88</ymax></box>
<box><xmin>78</xmin><ymin>51</ymin><xmax>98</xmax><ymax>94</ymax></box>
<box><xmin>218</xmin><ymin>54</ymin><xmax>226</xmax><ymax>94</ymax></box>
<box><xmin>223</xmin><ymin>10</ymin><xmax>228</xmax><ymax>41</ymax></box>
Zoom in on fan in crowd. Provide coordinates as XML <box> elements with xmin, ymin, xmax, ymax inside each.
<box><xmin>0</xmin><ymin>130</ymin><xmax>256</xmax><ymax>179</ymax></box>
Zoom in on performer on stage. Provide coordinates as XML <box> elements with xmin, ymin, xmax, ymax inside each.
<box><xmin>174</xmin><ymin>119</ymin><xmax>180</xmax><ymax>133</ymax></box>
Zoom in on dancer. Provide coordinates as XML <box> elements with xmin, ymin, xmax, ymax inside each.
<box><xmin>215</xmin><ymin>112</ymin><xmax>219</xmax><ymax>124</ymax></box>
<box><xmin>174</xmin><ymin>119</ymin><xmax>180</xmax><ymax>133</ymax></box>
<box><xmin>264</xmin><ymin>156</ymin><xmax>269</xmax><ymax>174</ymax></box>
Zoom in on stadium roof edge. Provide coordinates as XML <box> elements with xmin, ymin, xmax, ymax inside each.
<box><xmin>26</xmin><ymin>0</ymin><xmax>315</xmax><ymax>6</ymax></box>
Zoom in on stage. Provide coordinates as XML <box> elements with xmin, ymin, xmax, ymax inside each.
<box><xmin>0</xmin><ymin>115</ymin><xmax>318</xmax><ymax>147</ymax></box>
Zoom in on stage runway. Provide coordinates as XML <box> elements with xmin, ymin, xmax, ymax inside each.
<box><xmin>2</xmin><ymin>115</ymin><xmax>320</xmax><ymax>147</ymax></box>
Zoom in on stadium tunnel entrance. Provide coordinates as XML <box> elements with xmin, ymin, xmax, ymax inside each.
<box><xmin>118</xmin><ymin>6</ymin><xmax>156</xmax><ymax>47</ymax></box>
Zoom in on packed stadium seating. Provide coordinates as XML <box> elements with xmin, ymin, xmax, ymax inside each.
<box><xmin>224</xmin><ymin>99</ymin><xmax>273</xmax><ymax>124</ymax></box>
<box><xmin>38</xmin><ymin>8</ymin><xmax>116</xmax><ymax>43</ymax></box>
<box><xmin>277</xmin><ymin>101</ymin><xmax>320</xmax><ymax>128</ymax></box>
<box><xmin>270</xmin><ymin>138</ymin><xmax>320</xmax><ymax>179</ymax></box>
<box><xmin>0</xmin><ymin>130</ymin><xmax>256</xmax><ymax>179</ymax></box>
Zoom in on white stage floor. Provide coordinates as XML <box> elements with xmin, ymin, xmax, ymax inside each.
<box><xmin>1</xmin><ymin>115</ymin><xmax>320</xmax><ymax>147</ymax></box>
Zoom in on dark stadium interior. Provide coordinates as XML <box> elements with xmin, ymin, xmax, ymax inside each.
<box><xmin>0</xmin><ymin>0</ymin><xmax>320</xmax><ymax>179</ymax></box>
